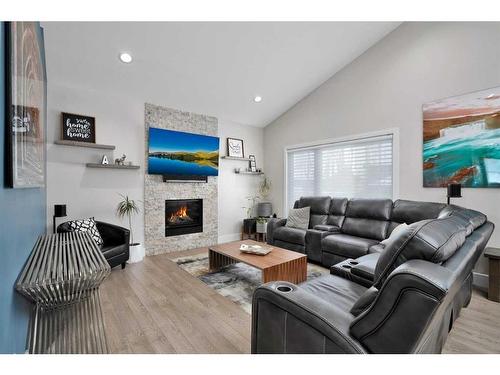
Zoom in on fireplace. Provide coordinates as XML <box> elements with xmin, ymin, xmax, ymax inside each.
<box><xmin>165</xmin><ymin>199</ymin><xmax>203</xmax><ymax>237</ymax></box>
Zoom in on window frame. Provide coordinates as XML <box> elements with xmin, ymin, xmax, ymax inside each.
<box><xmin>283</xmin><ymin>128</ymin><xmax>400</xmax><ymax>216</ymax></box>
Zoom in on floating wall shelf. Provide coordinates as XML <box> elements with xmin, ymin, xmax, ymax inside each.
<box><xmin>221</xmin><ymin>156</ymin><xmax>252</xmax><ymax>161</ymax></box>
<box><xmin>235</xmin><ymin>171</ymin><xmax>264</xmax><ymax>175</ymax></box>
<box><xmin>86</xmin><ymin>163</ymin><xmax>140</xmax><ymax>170</ymax></box>
<box><xmin>55</xmin><ymin>140</ymin><xmax>116</xmax><ymax>150</ymax></box>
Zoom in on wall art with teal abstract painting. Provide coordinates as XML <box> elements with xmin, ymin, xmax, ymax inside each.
<box><xmin>423</xmin><ymin>86</ymin><xmax>500</xmax><ymax>188</ymax></box>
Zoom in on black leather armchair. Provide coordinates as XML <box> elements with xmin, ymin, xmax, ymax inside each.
<box><xmin>57</xmin><ymin>221</ymin><xmax>130</xmax><ymax>269</ymax></box>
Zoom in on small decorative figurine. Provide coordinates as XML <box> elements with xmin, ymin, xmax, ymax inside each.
<box><xmin>115</xmin><ymin>154</ymin><xmax>126</xmax><ymax>165</ymax></box>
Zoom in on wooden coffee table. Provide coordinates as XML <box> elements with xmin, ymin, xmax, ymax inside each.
<box><xmin>208</xmin><ymin>240</ymin><xmax>307</xmax><ymax>284</ymax></box>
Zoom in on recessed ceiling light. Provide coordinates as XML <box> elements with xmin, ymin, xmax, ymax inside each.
<box><xmin>254</xmin><ymin>96</ymin><xmax>262</xmax><ymax>103</ymax></box>
<box><xmin>119</xmin><ymin>52</ymin><xmax>133</xmax><ymax>63</ymax></box>
<box><xmin>486</xmin><ymin>93</ymin><xmax>496</xmax><ymax>99</ymax></box>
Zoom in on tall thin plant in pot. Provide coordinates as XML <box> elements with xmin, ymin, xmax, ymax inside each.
<box><xmin>116</xmin><ymin>194</ymin><xmax>140</xmax><ymax>246</ymax></box>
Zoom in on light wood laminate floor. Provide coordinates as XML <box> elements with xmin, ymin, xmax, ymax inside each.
<box><xmin>100</xmin><ymin>248</ymin><xmax>500</xmax><ymax>354</ymax></box>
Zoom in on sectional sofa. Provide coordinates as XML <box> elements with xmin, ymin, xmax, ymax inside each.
<box><xmin>267</xmin><ymin>196</ymin><xmax>448</xmax><ymax>267</ymax></box>
<box><xmin>253</xmin><ymin>196</ymin><xmax>494</xmax><ymax>353</ymax></box>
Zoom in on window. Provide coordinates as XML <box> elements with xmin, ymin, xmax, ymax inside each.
<box><xmin>286</xmin><ymin>133</ymin><xmax>394</xmax><ymax>211</ymax></box>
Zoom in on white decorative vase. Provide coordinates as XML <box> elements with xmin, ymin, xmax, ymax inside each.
<box><xmin>128</xmin><ymin>243</ymin><xmax>145</xmax><ymax>263</ymax></box>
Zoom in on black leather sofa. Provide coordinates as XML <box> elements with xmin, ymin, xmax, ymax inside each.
<box><xmin>254</xmin><ymin>198</ymin><xmax>494</xmax><ymax>353</ymax></box>
<box><xmin>267</xmin><ymin>197</ymin><xmax>448</xmax><ymax>267</ymax></box>
<box><xmin>58</xmin><ymin>221</ymin><xmax>130</xmax><ymax>269</ymax></box>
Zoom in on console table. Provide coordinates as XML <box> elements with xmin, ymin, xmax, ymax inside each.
<box><xmin>16</xmin><ymin>232</ymin><xmax>111</xmax><ymax>353</ymax></box>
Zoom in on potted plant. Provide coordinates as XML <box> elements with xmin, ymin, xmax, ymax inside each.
<box><xmin>256</xmin><ymin>217</ymin><xmax>268</xmax><ymax>234</ymax></box>
<box><xmin>116</xmin><ymin>194</ymin><xmax>144</xmax><ymax>263</ymax></box>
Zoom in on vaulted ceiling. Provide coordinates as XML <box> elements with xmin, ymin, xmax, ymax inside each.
<box><xmin>42</xmin><ymin>22</ymin><xmax>400</xmax><ymax>126</ymax></box>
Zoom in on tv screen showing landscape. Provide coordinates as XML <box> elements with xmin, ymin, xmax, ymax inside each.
<box><xmin>148</xmin><ymin>128</ymin><xmax>220</xmax><ymax>176</ymax></box>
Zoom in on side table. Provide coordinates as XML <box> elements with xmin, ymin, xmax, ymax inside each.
<box><xmin>241</xmin><ymin>218</ymin><xmax>257</xmax><ymax>240</ymax></box>
<box><xmin>16</xmin><ymin>232</ymin><xmax>111</xmax><ymax>353</ymax></box>
<box><xmin>484</xmin><ymin>247</ymin><xmax>500</xmax><ymax>302</ymax></box>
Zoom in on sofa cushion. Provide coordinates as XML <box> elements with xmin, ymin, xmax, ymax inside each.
<box><xmin>286</xmin><ymin>207</ymin><xmax>310</xmax><ymax>230</ymax></box>
<box><xmin>297</xmin><ymin>196</ymin><xmax>331</xmax><ymax>228</ymax></box>
<box><xmin>302</xmin><ymin>274</ymin><xmax>367</xmax><ymax>313</ymax></box>
<box><xmin>322</xmin><ymin>234</ymin><xmax>379</xmax><ymax>259</ymax></box>
<box><xmin>327</xmin><ymin>197</ymin><xmax>348</xmax><ymax>227</ymax></box>
<box><xmin>274</xmin><ymin>226</ymin><xmax>307</xmax><ymax>245</ymax></box>
<box><xmin>274</xmin><ymin>240</ymin><xmax>305</xmax><ymax>253</ymax></box>
<box><xmin>67</xmin><ymin>217</ymin><xmax>104</xmax><ymax>246</ymax></box>
<box><xmin>387</xmin><ymin>200</ymin><xmax>446</xmax><ymax>236</ymax></box>
<box><xmin>374</xmin><ymin>216</ymin><xmax>468</xmax><ymax>287</ymax></box>
<box><xmin>342</xmin><ymin>218</ymin><xmax>389</xmax><ymax>241</ymax></box>
<box><xmin>341</xmin><ymin>199</ymin><xmax>393</xmax><ymax>241</ymax></box>
<box><xmin>298</xmin><ymin>196</ymin><xmax>331</xmax><ymax>214</ymax></box>
<box><xmin>380</xmin><ymin>223</ymin><xmax>409</xmax><ymax>246</ymax></box>
<box><xmin>391</xmin><ymin>199</ymin><xmax>446</xmax><ymax>224</ymax></box>
<box><xmin>345</xmin><ymin>198</ymin><xmax>393</xmax><ymax>220</ymax></box>
<box><xmin>439</xmin><ymin>205</ymin><xmax>487</xmax><ymax>235</ymax></box>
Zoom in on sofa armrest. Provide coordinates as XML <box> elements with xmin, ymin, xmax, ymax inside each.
<box><xmin>350</xmin><ymin>260</ymin><xmax>452</xmax><ymax>353</ymax></box>
<box><xmin>251</xmin><ymin>281</ymin><xmax>365</xmax><ymax>354</ymax></box>
<box><xmin>96</xmin><ymin>221</ymin><xmax>130</xmax><ymax>247</ymax></box>
<box><xmin>305</xmin><ymin>229</ymin><xmax>335</xmax><ymax>263</ymax></box>
<box><xmin>266</xmin><ymin>218</ymin><xmax>287</xmax><ymax>245</ymax></box>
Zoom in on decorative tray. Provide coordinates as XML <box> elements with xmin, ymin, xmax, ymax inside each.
<box><xmin>239</xmin><ymin>244</ymin><xmax>273</xmax><ymax>256</ymax></box>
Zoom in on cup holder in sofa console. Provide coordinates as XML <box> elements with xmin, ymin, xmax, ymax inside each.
<box><xmin>349</xmin><ymin>261</ymin><xmax>359</xmax><ymax>265</ymax></box>
<box><xmin>342</xmin><ymin>264</ymin><xmax>352</xmax><ymax>269</ymax></box>
<box><xmin>276</xmin><ymin>285</ymin><xmax>293</xmax><ymax>293</ymax></box>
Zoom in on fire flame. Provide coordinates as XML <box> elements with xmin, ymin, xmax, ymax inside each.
<box><xmin>169</xmin><ymin>205</ymin><xmax>188</xmax><ymax>221</ymax></box>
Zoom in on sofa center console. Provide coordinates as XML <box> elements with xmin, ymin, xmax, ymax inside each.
<box><xmin>330</xmin><ymin>253</ymin><xmax>379</xmax><ymax>287</ymax></box>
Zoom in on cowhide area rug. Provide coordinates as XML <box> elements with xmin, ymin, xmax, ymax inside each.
<box><xmin>173</xmin><ymin>253</ymin><xmax>329</xmax><ymax>314</ymax></box>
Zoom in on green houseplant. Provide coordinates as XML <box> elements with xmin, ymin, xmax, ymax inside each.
<box><xmin>116</xmin><ymin>194</ymin><xmax>140</xmax><ymax>246</ymax></box>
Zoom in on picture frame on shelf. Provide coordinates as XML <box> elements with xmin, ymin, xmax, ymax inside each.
<box><xmin>227</xmin><ymin>137</ymin><xmax>244</xmax><ymax>158</ymax></box>
<box><xmin>249</xmin><ymin>154</ymin><xmax>257</xmax><ymax>172</ymax></box>
<box><xmin>62</xmin><ymin>112</ymin><xmax>96</xmax><ymax>143</ymax></box>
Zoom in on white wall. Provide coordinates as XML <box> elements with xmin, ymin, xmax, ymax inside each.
<box><xmin>47</xmin><ymin>83</ymin><xmax>145</xmax><ymax>243</ymax></box>
<box><xmin>218</xmin><ymin>119</ymin><xmax>265</xmax><ymax>243</ymax></box>
<box><xmin>264</xmin><ymin>22</ymin><xmax>500</xmax><ymax>275</ymax></box>
<box><xmin>46</xmin><ymin>83</ymin><xmax>264</xmax><ymax>248</ymax></box>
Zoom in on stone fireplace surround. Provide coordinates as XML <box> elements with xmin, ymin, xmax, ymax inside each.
<box><xmin>144</xmin><ymin>103</ymin><xmax>218</xmax><ymax>256</ymax></box>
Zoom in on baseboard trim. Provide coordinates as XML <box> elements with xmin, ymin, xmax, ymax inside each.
<box><xmin>218</xmin><ymin>233</ymin><xmax>241</xmax><ymax>244</ymax></box>
<box><xmin>473</xmin><ymin>272</ymin><xmax>488</xmax><ymax>291</ymax></box>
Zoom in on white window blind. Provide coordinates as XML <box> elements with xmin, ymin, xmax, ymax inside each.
<box><xmin>286</xmin><ymin>134</ymin><xmax>393</xmax><ymax>211</ymax></box>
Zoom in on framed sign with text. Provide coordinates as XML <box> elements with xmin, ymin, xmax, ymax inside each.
<box><xmin>61</xmin><ymin>112</ymin><xmax>96</xmax><ymax>143</ymax></box>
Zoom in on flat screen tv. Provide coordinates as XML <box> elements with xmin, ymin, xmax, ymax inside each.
<box><xmin>148</xmin><ymin>127</ymin><xmax>220</xmax><ymax>176</ymax></box>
